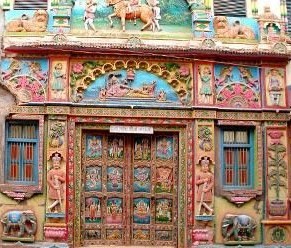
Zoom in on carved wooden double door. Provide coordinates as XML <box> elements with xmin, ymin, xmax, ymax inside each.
<box><xmin>81</xmin><ymin>131</ymin><xmax>178</xmax><ymax>246</ymax></box>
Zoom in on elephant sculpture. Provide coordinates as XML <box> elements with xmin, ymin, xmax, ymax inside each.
<box><xmin>221</xmin><ymin>214</ymin><xmax>256</xmax><ymax>241</ymax></box>
<box><xmin>1</xmin><ymin>210</ymin><xmax>37</xmax><ymax>240</ymax></box>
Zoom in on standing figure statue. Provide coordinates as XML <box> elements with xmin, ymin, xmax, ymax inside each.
<box><xmin>152</xmin><ymin>0</ymin><xmax>161</xmax><ymax>32</ymax></box>
<box><xmin>84</xmin><ymin>0</ymin><xmax>98</xmax><ymax>33</ymax></box>
<box><xmin>51</xmin><ymin>62</ymin><xmax>66</xmax><ymax>99</ymax></box>
<box><xmin>47</xmin><ymin>152</ymin><xmax>66</xmax><ymax>213</ymax></box>
<box><xmin>196</xmin><ymin>157</ymin><xmax>214</xmax><ymax>216</ymax></box>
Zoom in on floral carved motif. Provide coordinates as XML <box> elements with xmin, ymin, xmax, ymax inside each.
<box><xmin>267</xmin><ymin>130</ymin><xmax>288</xmax><ymax>217</ymax></box>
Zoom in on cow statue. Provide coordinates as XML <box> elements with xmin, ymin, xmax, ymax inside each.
<box><xmin>1</xmin><ymin>210</ymin><xmax>37</xmax><ymax>241</ymax></box>
<box><xmin>221</xmin><ymin>214</ymin><xmax>256</xmax><ymax>241</ymax></box>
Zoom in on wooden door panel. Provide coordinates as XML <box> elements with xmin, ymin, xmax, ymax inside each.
<box><xmin>81</xmin><ymin>132</ymin><xmax>177</xmax><ymax>246</ymax></box>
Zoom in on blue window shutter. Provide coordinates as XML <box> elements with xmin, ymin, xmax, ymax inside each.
<box><xmin>221</xmin><ymin>128</ymin><xmax>254</xmax><ymax>189</ymax></box>
<box><xmin>14</xmin><ymin>0</ymin><xmax>47</xmax><ymax>10</ymax></box>
<box><xmin>287</xmin><ymin>0</ymin><xmax>291</xmax><ymax>33</ymax></box>
<box><xmin>5</xmin><ymin>121</ymin><xmax>39</xmax><ymax>185</ymax></box>
<box><xmin>214</xmin><ymin>0</ymin><xmax>246</xmax><ymax>17</ymax></box>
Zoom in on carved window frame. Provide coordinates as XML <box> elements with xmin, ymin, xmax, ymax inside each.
<box><xmin>220</xmin><ymin>127</ymin><xmax>254</xmax><ymax>189</ymax></box>
<box><xmin>0</xmin><ymin>114</ymin><xmax>44</xmax><ymax>201</ymax></box>
<box><xmin>216</xmin><ymin>120</ymin><xmax>263</xmax><ymax>206</ymax></box>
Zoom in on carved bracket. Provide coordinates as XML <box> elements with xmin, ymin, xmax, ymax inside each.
<box><xmin>221</xmin><ymin>189</ymin><xmax>262</xmax><ymax>207</ymax></box>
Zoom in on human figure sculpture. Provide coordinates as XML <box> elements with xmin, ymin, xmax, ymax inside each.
<box><xmin>198</xmin><ymin>65</ymin><xmax>212</xmax><ymax>104</ymax></box>
<box><xmin>268</xmin><ymin>69</ymin><xmax>283</xmax><ymax>105</ymax></box>
<box><xmin>47</xmin><ymin>152</ymin><xmax>66</xmax><ymax>213</ymax></box>
<box><xmin>152</xmin><ymin>0</ymin><xmax>162</xmax><ymax>32</ymax></box>
<box><xmin>51</xmin><ymin>63</ymin><xmax>66</xmax><ymax>99</ymax></box>
<box><xmin>196</xmin><ymin>157</ymin><xmax>214</xmax><ymax>216</ymax></box>
<box><xmin>84</xmin><ymin>0</ymin><xmax>98</xmax><ymax>33</ymax></box>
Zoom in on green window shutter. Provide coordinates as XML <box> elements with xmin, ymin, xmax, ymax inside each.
<box><xmin>214</xmin><ymin>0</ymin><xmax>246</xmax><ymax>17</ymax></box>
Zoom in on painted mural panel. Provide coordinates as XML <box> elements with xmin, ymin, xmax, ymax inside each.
<box><xmin>86</xmin><ymin>135</ymin><xmax>102</xmax><ymax>159</ymax></box>
<box><xmin>1</xmin><ymin>58</ymin><xmax>48</xmax><ymax>103</ymax></box>
<box><xmin>85</xmin><ymin>197</ymin><xmax>102</xmax><ymax>223</ymax></box>
<box><xmin>85</xmin><ymin>166</ymin><xmax>102</xmax><ymax>192</ymax></box>
<box><xmin>70</xmin><ymin>60</ymin><xmax>193</xmax><ymax>106</ymax></box>
<box><xmin>155</xmin><ymin>198</ymin><xmax>172</xmax><ymax>224</ymax></box>
<box><xmin>70</xmin><ymin>0</ymin><xmax>192</xmax><ymax>39</ymax></box>
<box><xmin>106</xmin><ymin>197</ymin><xmax>123</xmax><ymax>224</ymax></box>
<box><xmin>133</xmin><ymin>198</ymin><xmax>151</xmax><ymax>224</ymax></box>
<box><xmin>214</xmin><ymin>64</ymin><xmax>260</xmax><ymax>108</ymax></box>
<box><xmin>107</xmin><ymin>166</ymin><xmax>123</xmax><ymax>192</ymax></box>
<box><xmin>134</xmin><ymin>137</ymin><xmax>151</xmax><ymax>160</ymax></box>
<box><xmin>133</xmin><ymin>167</ymin><xmax>151</xmax><ymax>193</ymax></box>
<box><xmin>265</xmin><ymin>68</ymin><xmax>286</xmax><ymax>107</ymax></box>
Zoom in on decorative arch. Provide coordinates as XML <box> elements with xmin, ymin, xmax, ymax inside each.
<box><xmin>216</xmin><ymin>82</ymin><xmax>260</xmax><ymax>108</ymax></box>
<box><xmin>70</xmin><ymin>60</ymin><xmax>193</xmax><ymax>105</ymax></box>
<box><xmin>3</xmin><ymin>75</ymin><xmax>46</xmax><ymax>103</ymax></box>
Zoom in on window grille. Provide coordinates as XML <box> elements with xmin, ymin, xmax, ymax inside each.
<box><xmin>13</xmin><ymin>0</ymin><xmax>47</xmax><ymax>10</ymax></box>
<box><xmin>5</xmin><ymin>121</ymin><xmax>38</xmax><ymax>184</ymax></box>
<box><xmin>287</xmin><ymin>0</ymin><xmax>291</xmax><ymax>33</ymax></box>
<box><xmin>214</xmin><ymin>0</ymin><xmax>247</xmax><ymax>17</ymax></box>
<box><xmin>222</xmin><ymin>129</ymin><xmax>253</xmax><ymax>188</ymax></box>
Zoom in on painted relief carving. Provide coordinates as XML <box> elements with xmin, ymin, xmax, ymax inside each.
<box><xmin>106</xmin><ymin>198</ymin><xmax>123</xmax><ymax>224</ymax></box>
<box><xmin>156</xmin><ymin>198</ymin><xmax>172</xmax><ymax>224</ymax></box>
<box><xmin>195</xmin><ymin>157</ymin><xmax>213</xmax><ymax>218</ymax></box>
<box><xmin>50</xmin><ymin>62</ymin><xmax>67</xmax><ymax>100</ymax></box>
<box><xmin>85</xmin><ymin>197</ymin><xmax>101</xmax><ymax>223</ymax></box>
<box><xmin>6</xmin><ymin>10</ymin><xmax>48</xmax><ymax>32</ymax></box>
<box><xmin>107</xmin><ymin>167</ymin><xmax>123</xmax><ymax>192</ymax></box>
<box><xmin>192</xmin><ymin>229</ymin><xmax>213</xmax><ymax>246</ymax></box>
<box><xmin>156</xmin><ymin>167</ymin><xmax>173</xmax><ymax>193</ymax></box>
<box><xmin>85</xmin><ymin>166</ymin><xmax>102</xmax><ymax>191</ymax></box>
<box><xmin>156</xmin><ymin>136</ymin><xmax>173</xmax><ymax>160</ymax></box>
<box><xmin>198</xmin><ymin>64</ymin><xmax>213</xmax><ymax>104</ymax></box>
<box><xmin>47</xmin><ymin>152</ymin><xmax>66</xmax><ymax>216</ymax></box>
<box><xmin>108</xmin><ymin>136</ymin><xmax>124</xmax><ymax>159</ymax></box>
<box><xmin>265</xmin><ymin>68</ymin><xmax>285</xmax><ymax>107</ymax></box>
<box><xmin>70</xmin><ymin>1</ymin><xmax>191</xmax><ymax>39</ymax></box>
<box><xmin>198</xmin><ymin>126</ymin><xmax>213</xmax><ymax>151</ymax></box>
<box><xmin>267</xmin><ymin>130</ymin><xmax>287</xmax><ymax>217</ymax></box>
<box><xmin>49</xmin><ymin>121</ymin><xmax>65</xmax><ymax>148</ymax></box>
<box><xmin>271</xmin><ymin>226</ymin><xmax>286</xmax><ymax>243</ymax></box>
<box><xmin>106</xmin><ymin>0</ymin><xmax>153</xmax><ymax>32</ymax></box>
<box><xmin>70</xmin><ymin>60</ymin><xmax>192</xmax><ymax>106</ymax></box>
<box><xmin>134</xmin><ymin>167</ymin><xmax>150</xmax><ymax>192</ymax></box>
<box><xmin>215</xmin><ymin>65</ymin><xmax>260</xmax><ymax>108</ymax></box>
<box><xmin>1</xmin><ymin>210</ymin><xmax>37</xmax><ymax>242</ymax></box>
<box><xmin>86</xmin><ymin>135</ymin><xmax>102</xmax><ymax>158</ymax></box>
<box><xmin>258</xmin><ymin>6</ymin><xmax>286</xmax><ymax>43</ymax></box>
<box><xmin>1</xmin><ymin>59</ymin><xmax>48</xmax><ymax>103</ymax></box>
<box><xmin>213</xmin><ymin>16</ymin><xmax>256</xmax><ymax>40</ymax></box>
<box><xmin>84</xmin><ymin>0</ymin><xmax>98</xmax><ymax>33</ymax></box>
<box><xmin>133</xmin><ymin>229</ymin><xmax>150</xmax><ymax>240</ymax></box>
<box><xmin>133</xmin><ymin>198</ymin><xmax>151</xmax><ymax>224</ymax></box>
<box><xmin>221</xmin><ymin>214</ymin><xmax>256</xmax><ymax>242</ymax></box>
<box><xmin>134</xmin><ymin>137</ymin><xmax>151</xmax><ymax>160</ymax></box>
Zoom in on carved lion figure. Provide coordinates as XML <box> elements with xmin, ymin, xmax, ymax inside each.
<box><xmin>213</xmin><ymin>16</ymin><xmax>255</xmax><ymax>40</ymax></box>
<box><xmin>6</xmin><ymin>9</ymin><xmax>48</xmax><ymax>32</ymax></box>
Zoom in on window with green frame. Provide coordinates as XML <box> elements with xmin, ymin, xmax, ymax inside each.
<box><xmin>221</xmin><ymin>128</ymin><xmax>254</xmax><ymax>188</ymax></box>
<box><xmin>5</xmin><ymin>120</ymin><xmax>39</xmax><ymax>184</ymax></box>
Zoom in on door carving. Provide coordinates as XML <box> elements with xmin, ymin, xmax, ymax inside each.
<box><xmin>81</xmin><ymin>132</ymin><xmax>178</xmax><ymax>246</ymax></box>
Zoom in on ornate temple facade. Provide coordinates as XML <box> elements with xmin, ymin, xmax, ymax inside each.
<box><xmin>0</xmin><ymin>0</ymin><xmax>291</xmax><ymax>247</ymax></box>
